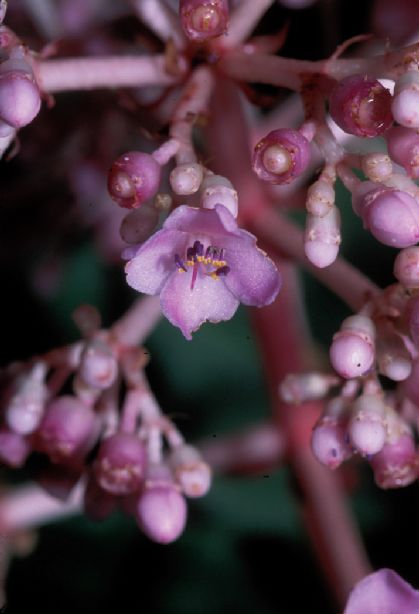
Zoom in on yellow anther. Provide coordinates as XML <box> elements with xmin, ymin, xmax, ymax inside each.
<box><xmin>186</xmin><ymin>260</ymin><xmax>194</xmax><ymax>267</ymax></box>
<box><xmin>178</xmin><ymin>268</ymin><xmax>186</xmax><ymax>273</ymax></box>
<box><xmin>210</xmin><ymin>272</ymin><xmax>220</xmax><ymax>280</ymax></box>
<box><xmin>197</xmin><ymin>256</ymin><xmax>204</xmax><ymax>263</ymax></box>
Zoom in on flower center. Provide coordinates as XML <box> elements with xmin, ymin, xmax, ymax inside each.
<box><xmin>174</xmin><ymin>240</ymin><xmax>230</xmax><ymax>289</ymax></box>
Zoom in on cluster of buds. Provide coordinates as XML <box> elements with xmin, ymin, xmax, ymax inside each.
<box><xmin>279</xmin><ymin>252</ymin><xmax>419</xmax><ymax>488</ymax></box>
<box><xmin>0</xmin><ymin>304</ymin><xmax>211</xmax><ymax>544</ymax></box>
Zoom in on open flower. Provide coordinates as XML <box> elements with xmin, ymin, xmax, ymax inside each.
<box><xmin>344</xmin><ymin>569</ymin><xmax>419</xmax><ymax>614</ymax></box>
<box><xmin>125</xmin><ymin>204</ymin><xmax>281</xmax><ymax>339</ymax></box>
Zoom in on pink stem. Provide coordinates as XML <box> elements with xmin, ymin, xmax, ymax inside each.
<box><xmin>131</xmin><ymin>0</ymin><xmax>185</xmax><ymax>47</ymax></box>
<box><xmin>36</xmin><ymin>55</ymin><xmax>187</xmax><ymax>93</ymax></box>
<box><xmin>111</xmin><ymin>295</ymin><xmax>161</xmax><ymax>347</ymax></box>
<box><xmin>221</xmin><ymin>0</ymin><xmax>275</xmax><ymax>48</ymax></box>
<box><xmin>251</xmin><ymin>263</ymin><xmax>372</xmax><ymax>605</ymax></box>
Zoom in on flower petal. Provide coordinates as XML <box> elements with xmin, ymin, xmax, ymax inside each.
<box><xmin>160</xmin><ymin>269</ymin><xmax>239</xmax><ymax>339</ymax></box>
<box><xmin>125</xmin><ymin>229</ymin><xmax>188</xmax><ymax>295</ymax></box>
<box><xmin>223</xmin><ymin>239</ymin><xmax>281</xmax><ymax>306</ymax></box>
<box><xmin>344</xmin><ymin>569</ymin><xmax>419</xmax><ymax>614</ymax></box>
<box><xmin>163</xmin><ymin>204</ymin><xmax>238</xmax><ymax>237</ymax></box>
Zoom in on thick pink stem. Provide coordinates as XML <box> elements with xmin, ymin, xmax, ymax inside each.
<box><xmin>111</xmin><ymin>295</ymin><xmax>161</xmax><ymax>346</ymax></box>
<box><xmin>251</xmin><ymin>264</ymin><xmax>372</xmax><ymax>605</ymax></box>
<box><xmin>36</xmin><ymin>55</ymin><xmax>187</xmax><ymax>93</ymax></box>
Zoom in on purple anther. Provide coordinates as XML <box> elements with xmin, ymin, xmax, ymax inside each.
<box><xmin>193</xmin><ymin>240</ymin><xmax>204</xmax><ymax>256</ymax></box>
<box><xmin>175</xmin><ymin>254</ymin><xmax>187</xmax><ymax>272</ymax></box>
<box><xmin>216</xmin><ymin>266</ymin><xmax>230</xmax><ymax>277</ymax></box>
<box><xmin>186</xmin><ymin>246</ymin><xmax>196</xmax><ymax>261</ymax></box>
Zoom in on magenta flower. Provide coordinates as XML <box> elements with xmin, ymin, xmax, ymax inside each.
<box><xmin>344</xmin><ymin>569</ymin><xmax>419</xmax><ymax>614</ymax></box>
<box><xmin>125</xmin><ymin>204</ymin><xmax>281</xmax><ymax>339</ymax></box>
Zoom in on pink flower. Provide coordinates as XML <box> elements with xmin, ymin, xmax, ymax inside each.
<box><xmin>344</xmin><ymin>569</ymin><xmax>419</xmax><ymax>614</ymax></box>
<box><xmin>125</xmin><ymin>204</ymin><xmax>281</xmax><ymax>339</ymax></box>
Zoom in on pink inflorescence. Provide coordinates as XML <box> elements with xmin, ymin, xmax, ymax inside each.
<box><xmin>252</xmin><ymin>128</ymin><xmax>311</xmax><ymax>184</ymax></box>
<box><xmin>328</xmin><ymin>74</ymin><xmax>393</xmax><ymax>137</ymax></box>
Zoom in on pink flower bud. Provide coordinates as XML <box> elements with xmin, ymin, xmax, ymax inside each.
<box><xmin>329</xmin><ymin>75</ymin><xmax>393</xmax><ymax>137</ymax></box>
<box><xmin>119</xmin><ymin>205</ymin><xmax>159</xmax><ymax>245</ymax></box>
<box><xmin>304</xmin><ymin>206</ymin><xmax>341</xmax><ymax>268</ymax></box>
<box><xmin>352</xmin><ymin>182</ymin><xmax>419</xmax><ymax>248</ymax></box>
<box><xmin>169</xmin><ymin>444</ymin><xmax>212</xmax><ymax>498</ymax></box>
<box><xmin>94</xmin><ymin>433</ymin><xmax>146</xmax><ymax>495</ymax></box>
<box><xmin>376</xmin><ymin>327</ymin><xmax>412</xmax><ymax>381</ymax></box>
<box><xmin>392</xmin><ymin>71</ymin><xmax>419</xmax><ymax>128</ymax></box>
<box><xmin>370</xmin><ymin>433</ymin><xmax>417</xmax><ymax>488</ymax></box>
<box><xmin>136</xmin><ymin>465</ymin><xmax>187</xmax><ymax>544</ymax></box>
<box><xmin>5</xmin><ymin>364</ymin><xmax>47</xmax><ymax>435</ymax></box>
<box><xmin>78</xmin><ymin>340</ymin><xmax>117</xmax><ymax>390</ymax></box>
<box><xmin>311</xmin><ymin>419</ymin><xmax>352</xmax><ymax>469</ymax></box>
<box><xmin>107</xmin><ymin>152</ymin><xmax>162</xmax><ymax>209</ymax></box>
<box><xmin>180</xmin><ymin>0</ymin><xmax>229</xmax><ymax>42</ymax></box>
<box><xmin>394</xmin><ymin>246</ymin><xmax>419</xmax><ymax>289</ymax></box>
<box><xmin>201</xmin><ymin>174</ymin><xmax>238</xmax><ymax>218</ymax></box>
<box><xmin>0</xmin><ymin>67</ymin><xmax>41</xmax><ymax>128</ymax></box>
<box><xmin>361</xmin><ymin>153</ymin><xmax>393</xmax><ymax>182</ymax></box>
<box><xmin>252</xmin><ymin>129</ymin><xmax>311</xmax><ymax>184</ymax></box>
<box><xmin>330</xmin><ymin>315</ymin><xmax>375</xmax><ymax>379</ymax></box>
<box><xmin>348</xmin><ymin>394</ymin><xmax>387</xmax><ymax>456</ymax></box>
<box><xmin>0</xmin><ymin>428</ymin><xmax>30</xmax><ymax>467</ymax></box>
<box><xmin>84</xmin><ymin>473</ymin><xmax>118</xmax><ymax>521</ymax></box>
<box><xmin>306</xmin><ymin>179</ymin><xmax>335</xmax><ymax>217</ymax></box>
<box><xmin>386</xmin><ymin>126</ymin><xmax>419</xmax><ymax>179</ymax></box>
<box><xmin>37</xmin><ymin>395</ymin><xmax>97</xmax><ymax>463</ymax></box>
<box><xmin>170</xmin><ymin>163</ymin><xmax>203</xmax><ymax>195</ymax></box>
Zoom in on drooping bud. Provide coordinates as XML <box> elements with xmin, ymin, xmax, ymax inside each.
<box><xmin>37</xmin><ymin>395</ymin><xmax>97</xmax><ymax>463</ymax></box>
<box><xmin>386</xmin><ymin>126</ymin><xmax>419</xmax><ymax>179</ymax></box>
<box><xmin>252</xmin><ymin>129</ymin><xmax>311</xmax><ymax>184</ymax></box>
<box><xmin>201</xmin><ymin>174</ymin><xmax>238</xmax><ymax>218</ymax></box>
<box><xmin>392</xmin><ymin>71</ymin><xmax>419</xmax><ymax>128</ymax></box>
<box><xmin>348</xmin><ymin>394</ymin><xmax>387</xmax><ymax>456</ymax></box>
<box><xmin>78</xmin><ymin>340</ymin><xmax>117</xmax><ymax>390</ymax></box>
<box><xmin>394</xmin><ymin>246</ymin><xmax>419</xmax><ymax>290</ymax></box>
<box><xmin>330</xmin><ymin>314</ymin><xmax>375</xmax><ymax>379</ymax></box>
<box><xmin>136</xmin><ymin>464</ymin><xmax>187</xmax><ymax>544</ymax></box>
<box><xmin>169</xmin><ymin>163</ymin><xmax>203</xmax><ymax>195</ymax></box>
<box><xmin>120</xmin><ymin>204</ymin><xmax>159</xmax><ymax>245</ymax></box>
<box><xmin>306</xmin><ymin>179</ymin><xmax>335</xmax><ymax>217</ymax></box>
<box><xmin>376</xmin><ymin>324</ymin><xmax>412</xmax><ymax>381</ymax></box>
<box><xmin>311</xmin><ymin>398</ymin><xmax>352</xmax><ymax>469</ymax></box>
<box><xmin>94</xmin><ymin>433</ymin><xmax>146</xmax><ymax>495</ymax></box>
<box><xmin>5</xmin><ymin>363</ymin><xmax>47</xmax><ymax>435</ymax></box>
<box><xmin>361</xmin><ymin>153</ymin><xmax>393</xmax><ymax>183</ymax></box>
<box><xmin>370</xmin><ymin>433</ymin><xmax>417</xmax><ymax>488</ymax></box>
<box><xmin>108</xmin><ymin>152</ymin><xmax>162</xmax><ymax>209</ymax></box>
<box><xmin>352</xmin><ymin>182</ymin><xmax>419</xmax><ymax>248</ymax></box>
<box><xmin>328</xmin><ymin>75</ymin><xmax>393</xmax><ymax>137</ymax></box>
<box><xmin>304</xmin><ymin>206</ymin><xmax>341</xmax><ymax>268</ymax></box>
<box><xmin>179</xmin><ymin>0</ymin><xmax>229</xmax><ymax>42</ymax></box>
<box><xmin>168</xmin><ymin>444</ymin><xmax>212</xmax><ymax>498</ymax></box>
<box><xmin>0</xmin><ymin>57</ymin><xmax>41</xmax><ymax>129</ymax></box>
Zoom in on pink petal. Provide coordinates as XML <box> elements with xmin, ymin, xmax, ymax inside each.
<box><xmin>125</xmin><ymin>229</ymin><xmax>188</xmax><ymax>295</ymax></box>
<box><xmin>344</xmin><ymin>569</ymin><xmax>419</xmax><ymax>614</ymax></box>
<box><xmin>223</xmin><ymin>239</ymin><xmax>281</xmax><ymax>306</ymax></box>
<box><xmin>160</xmin><ymin>269</ymin><xmax>239</xmax><ymax>339</ymax></box>
<box><xmin>163</xmin><ymin>204</ymin><xmax>238</xmax><ymax>237</ymax></box>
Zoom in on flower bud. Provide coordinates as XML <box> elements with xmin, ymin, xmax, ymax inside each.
<box><xmin>179</xmin><ymin>0</ymin><xmax>229</xmax><ymax>42</ymax></box>
<box><xmin>136</xmin><ymin>464</ymin><xmax>187</xmax><ymax>544</ymax></box>
<box><xmin>169</xmin><ymin>163</ymin><xmax>203</xmax><ymax>195</ymax></box>
<box><xmin>361</xmin><ymin>153</ymin><xmax>393</xmax><ymax>183</ymax></box>
<box><xmin>119</xmin><ymin>204</ymin><xmax>159</xmax><ymax>245</ymax></box>
<box><xmin>348</xmin><ymin>394</ymin><xmax>387</xmax><ymax>456</ymax></box>
<box><xmin>352</xmin><ymin>182</ymin><xmax>419</xmax><ymax>248</ymax></box>
<box><xmin>108</xmin><ymin>152</ymin><xmax>162</xmax><ymax>209</ymax></box>
<box><xmin>0</xmin><ymin>428</ymin><xmax>30</xmax><ymax>467</ymax></box>
<box><xmin>392</xmin><ymin>71</ymin><xmax>419</xmax><ymax>128</ymax></box>
<box><xmin>5</xmin><ymin>363</ymin><xmax>47</xmax><ymax>435</ymax></box>
<box><xmin>94</xmin><ymin>433</ymin><xmax>146</xmax><ymax>495</ymax></box>
<box><xmin>252</xmin><ymin>129</ymin><xmax>311</xmax><ymax>184</ymax></box>
<box><xmin>394</xmin><ymin>246</ymin><xmax>419</xmax><ymax>289</ymax></box>
<box><xmin>386</xmin><ymin>126</ymin><xmax>419</xmax><ymax>179</ymax></box>
<box><xmin>201</xmin><ymin>174</ymin><xmax>238</xmax><ymax>218</ymax></box>
<box><xmin>169</xmin><ymin>444</ymin><xmax>212</xmax><ymax>498</ymax></box>
<box><xmin>304</xmin><ymin>206</ymin><xmax>341</xmax><ymax>268</ymax></box>
<box><xmin>78</xmin><ymin>340</ymin><xmax>117</xmax><ymax>390</ymax></box>
<box><xmin>306</xmin><ymin>179</ymin><xmax>335</xmax><ymax>217</ymax></box>
<box><xmin>0</xmin><ymin>59</ymin><xmax>41</xmax><ymax>128</ymax></box>
<box><xmin>330</xmin><ymin>315</ymin><xmax>375</xmax><ymax>379</ymax></box>
<box><xmin>37</xmin><ymin>395</ymin><xmax>97</xmax><ymax>463</ymax></box>
<box><xmin>329</xmin><ymin>75</ymin><xmax>393</xmax><ymax>137</ymax></box>
<box><xmin>370</xmin><ymin>433</ymin><xmax>417</xmax><ymax>488</ymax></box>
<box><xmin>376</xmin><ymin>326</ymin><xmax>412</xmax><ymax>381</ymax></box>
